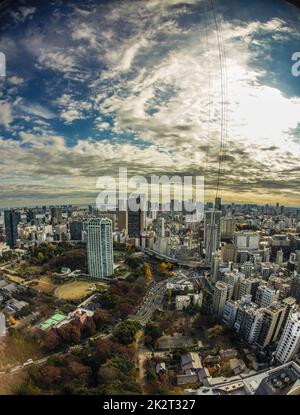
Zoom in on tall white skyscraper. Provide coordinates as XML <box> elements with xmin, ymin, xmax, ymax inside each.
<box><xmin>276</xmin><ymin>312</ymin><xmax>300</xmax><ymax>364</ymax></box>
<box><xmin>87</xmin><ymin>218</ymin><xmax>114</xmax><ymax>279</ymax></box>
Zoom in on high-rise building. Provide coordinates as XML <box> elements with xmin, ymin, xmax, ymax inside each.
<box><xmin>116</xmin><ymin>211</ymin><xmax>128</xmax><ymax>234</ymax></box>
<box><xmin>222</xmin><ymin>300</ymin><xmax>238</xmax><ymax>327</ymax></box>
<box><xmin>221</xmin><ymin>243</ymin><xmax>237</xmax><ymax>263</ymax></box>
<box><xmin>276</xmin><ymin>249</ymin><xmax>284</xmax><ymax>265</ymax></box>
<box><xmin>69</xmin><ymin>221</ymin><xmax>84</xmax><ymax>241</ymax></box>
<box><xmin>214</xmin><ymin>197</ymin><xmax>222</xmax><ymax>211</ymax></box>
<box><xmin>255</xmin><ymin>286</ymin><xmax>278</xmax><ymax>308</ymax></box>
<box><xmin>127</xmin><ymin>196</ymin><xmax>145</xmax><ymax>239</ymax></box>
<box><xmin>290</xmin><ymin>274</ymin><xmax>300</xmax><ymax>304</ymax></box>
<box><xmin>87</xmin><ymin>218</ymin><xmax>114</xmax><ymax>279</ymax></box>
<box><xmin>4</xmin><ymin>210</ymin><xmax>20</xmax><ymax>248</ymax></box>
<box><xmin>51</xmin><ymin>207</ymin><xmax>62</xmax><ymax>225</ymax></box>
<box><xmin>213</xmin><ymin>281</ymin><xmax>229</xmax><ymax>319</ymax></box>
<box><xmin>157</xmin><ymin>217</ymin><xmax>165</xmax><ymax>238</ymax></box>
<box><xmin>276</xmin><ymin>312</ymin><xmax>300</xmax><ymax>365</ymax></box>
<box><xmin>221</xmin><ymin>216</ymin><xmax>236</xmax><ymax>238</ymax></box>
<box><xmin>256</xmin><ymin>302</ymin><xmax>287</xmax><ymax>349</ymax></box>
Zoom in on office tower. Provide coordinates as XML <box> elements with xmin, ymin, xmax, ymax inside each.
<box><xmin>221</xmin><ymin>243</ymin><xmax>237</xmax><ymax>263</ymax></box>
<box><xmin>127</xmin><ymin>196</ymin><xmax>145</xmax><ymax>239</ymax></box>
<box><xmin>116</xmin><ymin>211</ymin><xmax>128</xmax><ymax>234</ymax></box>
<box><xmin>221</xmin><ymin>216</ymin><xmax>236</xmax><ymax>238</ymax></box>
<box><xmin>4</xmin><ymin>210</ymin><xmax>20</xmax><ymax>248</ymax></box>
<box><xmin>211</xmin><ymin>252</ymin><xmax>221</xmax><ymax>284</ymax></box>
<box><xmin>276</xmin><ymin>312</ymin><xmax>300</xmax><ymax>364</ymax></box>
<box><xmin>51</xmin><ymin>207</ymin><xmax>62</xmax><ymax>225</ymax></box>
<box><xmin>157</xmin><ymin>217</ymin><xmax>165</xmax><ymax>238</ymax></box>
<box><xmin>256</xmin><ymin>286</ymin><xmax>277</xmax><ymax>308</ymax></box>
<box><xmin>87</xmin><ymin>218</ymin><xmax>114</xmax><ymax>279</ymax></box>
<box><xmin>69</xmin><ymin>221</ymin><xmax>83</xmax><ymax>241</ymax></box>
<box><xmin>213</xmin><ymin>281</ymin><xmax>229</xmax><ymax>319</ymax></box>
<box><xmin>214</xmin><ymin>197</ymin><xmax>222</xmax><ymax>211</ymax></box>
<box><xmin>256</xmin><ymin>302</ymin><xmax>287</xmax><ymax>349</ymax></box>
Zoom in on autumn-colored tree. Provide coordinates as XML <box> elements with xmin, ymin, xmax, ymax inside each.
<box><xmin>93</xmin><ymin>308</ymin><xmax>109</xmax><ymax>330</ymax></box>
<box><xmin>143</xmin><ymin>262</ymin><xmax>153</xmax><ymax>281</ymax></box>
<box><xmin>157</xmin><ymin>262</ymin><xmax>172</xmax><ymax>277</ymax></box>
<box><xmin>81</xmin><ymin>317</ymin><xmax>96</xmax><ymax>338</ymax></box>
<box><xmin>114</xmin><ymin>302</ymin><xmax>134</xmax><ymax>319</ymax></box>
<box><xmin>43</xmin><ymin>329</ymin><xmax>60</xmax><ymax>351</ymax></box>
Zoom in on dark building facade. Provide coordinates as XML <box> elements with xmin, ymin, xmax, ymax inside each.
<box><xmin>4</xmin><ymin>210</ymin><xmax>20</xmax><ymax>248</ymax></box>
<box><xmin>69</xmin><ymin>221</ymin><xmax>84</xmax><ymax>241</ymax></box>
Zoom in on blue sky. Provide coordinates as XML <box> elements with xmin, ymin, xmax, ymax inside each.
<box><xmin>0</xmin><ymin>0</ymin><xmax>300</xmax><ymax>207</ymax></box>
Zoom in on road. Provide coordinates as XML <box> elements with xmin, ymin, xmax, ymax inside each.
<box><xmin>128</xmin><ymin>280</ymin><xmax>167</xmax><ymax>326</ymax></box>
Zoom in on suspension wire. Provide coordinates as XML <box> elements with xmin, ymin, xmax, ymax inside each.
<box><xmin>206</xmin><ymin>0</ymin><xmax>228</xmax><ymax>265</ymax></box>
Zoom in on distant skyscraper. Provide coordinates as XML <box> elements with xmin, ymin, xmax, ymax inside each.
<box><xmin>214</xmin><ymin>197</ymin><xmax>222</xmax><ymax>211</ymax></box>
<box><xmin>87</xmin><ymin>218</ymin><xmax>114</xmax><ymax>279</ymax></box>
<box><xmin>116</xmin><ymin>211</ymin><xmax>128</xmax><ymax>235</ymax></box>
<box><xmin>128</xmin><ymin>196</ymin><xmax>145</xmax><ymax>239</ymax></box>
<box><xmin>51</xmin><ymin>207</ymin><xmax>62</xmax><ymax>225</ymax></box>
<box><xmin>276</xmin><ymin>312</ymin><xmax>300</xmax><ymax>364</ymax></box>
<box><xmin>4</xmin><ymin>210</ymin><xmax>20</xmax><ymax>248</ymax></box>
<box><xmin>69</xmin><ymin>221</ymin><xmax>83</xmax><ymax>241</ymax></box>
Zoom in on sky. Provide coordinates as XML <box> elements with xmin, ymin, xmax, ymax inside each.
<box><xmin>0</xmin><ymin>0</ymin><xmax>300</xmax><ymax>208</ymax></box>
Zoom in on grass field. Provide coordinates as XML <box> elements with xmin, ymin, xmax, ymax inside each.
<box><xmin>31</xmin><ymin>275</ymin><xmax>56</xmax><ymax>294</ymax></box>
<box><xmin>0</xmin><ymin>335</ymin><xmax>43</xmax><ymax>371</ymax></box>
<box><xmin>54</xmin><ymin>281</ymin><xmax>97</xmax><ymax>300</ymax></box>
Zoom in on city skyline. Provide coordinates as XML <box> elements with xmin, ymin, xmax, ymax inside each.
<box><xmin>0</xmin><ymin>0</ymin><xmax>300</xmax><ymax>207</ymax></box>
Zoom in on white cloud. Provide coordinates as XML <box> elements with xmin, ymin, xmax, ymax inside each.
<box><xmin>0</xmin><ymin>101</ymin><xmax>13</xmax><ymax>127</ymax></box>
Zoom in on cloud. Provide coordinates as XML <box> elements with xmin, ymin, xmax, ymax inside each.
<box><xmin>19</xmin><ymin>102</ymin><xmax>56</xmax><ymax>120</ymax></box>
<box><xmin>0</xmin><ymin>101</ymin><xmax>13</xmax><ymax>127</ymax></box>
<box><xmin>1</xmin><ymin>0</ymin><xmax>300</xmax><ymax>206</ymax></box>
